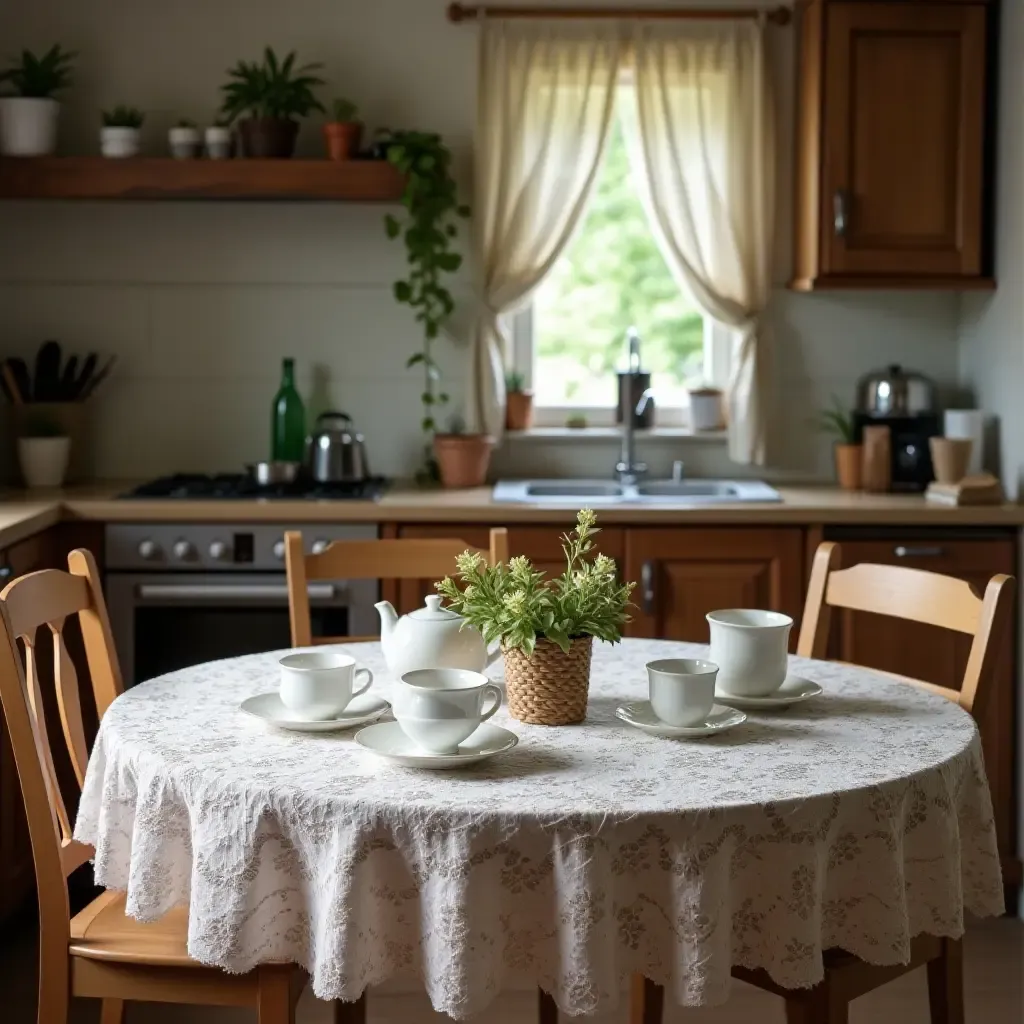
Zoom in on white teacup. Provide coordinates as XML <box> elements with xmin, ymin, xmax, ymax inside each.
<box><xmin>707</xmin><ymin>609</ymin><xmax>793</xmax><ymax>697</ymax></box>
<box><xmin>395</xmin><ymin>668</ymin><xmax>502</xmax><ymax>755</ymax></box>
<box><xmin>646</xmin><ymin>658</ymin><xmax>718</xmax><ymax>727</ymax></box>
<box><xmin>279</xmin><ymin>651</ymin><xmax>373</xmax><ymax>720</ymax></box>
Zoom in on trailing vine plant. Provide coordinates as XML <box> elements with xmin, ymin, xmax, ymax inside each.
<box><xmin>383</xmin><ymin>130</ymin><xmax>469</xmax><ymax>479</ymax></box>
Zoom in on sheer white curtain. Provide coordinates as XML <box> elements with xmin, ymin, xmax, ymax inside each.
<box><xmin>469</xmin><ymin>19</ymin><xmax>621</xmax><ymax>437</ymax></box>
<box><xmin>623</xmin><ymin>21</ymin><xmax>776</xmax><ymax>464</ymax></box>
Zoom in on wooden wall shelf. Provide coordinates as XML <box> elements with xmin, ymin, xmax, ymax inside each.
<box><xmin>0</xmin><ymin>157</ymin><xmax>405</xmax><ymax>201</ymax></box>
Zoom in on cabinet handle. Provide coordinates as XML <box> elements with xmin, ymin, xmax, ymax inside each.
<box><xmin>640</xmin><ymin>560</ymin><xmax>657</xmax><ymax>615</ymax></box>
<box><xmin>893</xmin><ymin>545</ymin><xmax>945</xmax><ymax>559</ymax></box>
<box><xmin>833</xmin><ymin>190</ymin><xmax>849</xmax><ymax>237</ymax></box>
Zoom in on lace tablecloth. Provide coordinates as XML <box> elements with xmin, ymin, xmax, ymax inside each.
<box><xmin>75</xmin><ymin>639</ymin><xmax>1003</xmax><ymax>1018</ymax></box>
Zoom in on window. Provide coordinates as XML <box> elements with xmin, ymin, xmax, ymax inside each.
<box><xmin>512</xmin><ymin>95</ymin><xmax>728</xmax><ymax>429</ymax></box>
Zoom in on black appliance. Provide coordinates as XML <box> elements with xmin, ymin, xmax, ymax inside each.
<box><xmin>852</xmin><ymin>412</ymin><xmax>941</xmax><ymax>492</ymax></box>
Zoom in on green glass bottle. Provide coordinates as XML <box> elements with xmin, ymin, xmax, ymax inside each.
<box><xmin>271</xmin><ymin>358</ymin><xmax>306</xmax><ymax>462</ymax></box>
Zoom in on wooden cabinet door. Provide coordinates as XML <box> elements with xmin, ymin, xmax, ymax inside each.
<box><xmin>822</xmin><ymin>2</ymin><xmax>985</xmax><ymax>278</ymax></box>
<box><xmin>624</xmin><ymin>528</ymin><xmax>805</xmax><ymax>642</ymax></box>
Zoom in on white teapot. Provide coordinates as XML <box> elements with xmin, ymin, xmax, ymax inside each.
<box><xmin>375</xmin><ymin>595</ymin><xmax>501</xmax><ymax>678</ymax></box>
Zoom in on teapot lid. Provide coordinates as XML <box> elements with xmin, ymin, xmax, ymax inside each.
<box><xmin>409</xmin><ymin>594</ymin><xmax>461</xmax><ymax>621</ymax></box>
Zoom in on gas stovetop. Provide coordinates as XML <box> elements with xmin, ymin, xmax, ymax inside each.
<box><xmin>120</xmin><ymin>474</ymin><xmax>389</xmax><ymax>501</ymax></box>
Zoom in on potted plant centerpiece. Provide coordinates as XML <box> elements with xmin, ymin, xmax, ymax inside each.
<box><xmin>0</xmin><ymin>44</ymin><xmax>75</xmax><ymax>155</ymax></box>
<box><xmin>436</xmin><ymin>509</ymin><xmax>634</xmax><ymax>726</ymax></box>
<box><xmin>819</xmin><ymin>395</ymin><xmax>861</xmax><ymax>490</ymax></box>
<box><xmin>100</xmin><ymin>106</ymin><xmax>144</xmax><ymax>157</ymax></box>
<box><xmin>324</xmin><ymin>97</ymin><xmax>361</xmax><ymax>160</ymax></box>
<box><xmin>220</xmin><ymin>47</ymin><xmax>324</xmax><ymax>158</ymax></box>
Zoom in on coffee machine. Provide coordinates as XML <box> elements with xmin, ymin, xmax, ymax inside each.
<box><xmin>852</xmin><ymin>364</ymin><xmax>940</xmax><ymax>492</ymax></box>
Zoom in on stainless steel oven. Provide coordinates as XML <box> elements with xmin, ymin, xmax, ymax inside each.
<box><xmin>106</xmin><ymin>523</ymin><xmax>378</xmax><ymax>686</ymax></box>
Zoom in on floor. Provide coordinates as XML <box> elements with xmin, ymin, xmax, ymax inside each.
<box><xmin>3</xmin><ymin>912</ymin><xmax>1021</xmax><ymax>1023</ymax></box>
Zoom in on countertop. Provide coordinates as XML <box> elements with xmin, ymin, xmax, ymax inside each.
<box><xmin>0</xmin><ymin>482</ymin><xmax>1022</xmax><ymax>551</ymax></box>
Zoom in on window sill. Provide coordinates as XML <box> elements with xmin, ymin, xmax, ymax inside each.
<box><xmin>503</xmin><ymin>426</ymin><xmax>728</xmax><ymax>443</ymax></box>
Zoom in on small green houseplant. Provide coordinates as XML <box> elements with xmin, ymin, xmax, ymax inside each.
<box><xmin>505</xmin><ymin>369</ymin><xmax>534</xmax><ymax>431</ymax></box>
<box><xmin>100</xmin><ymin>106</ymin><xmax>145</xmax><ymax>158</ymax></box>
<box><xmin>168</xmin><ymin>118</ymin><xmax>201</xmax><ymax>159</ymax></box>
<box><xmin>324</xmin><ymin>96</ymin><xmax>361</xmax><ymax>160</ymax></box>
<box><xmin>0</xmin><ymin>44</ymin><xmax>75</xmax><ymax>155</ymax></box>
<box><xmin>383</xmin><ymin>130</ymin><xmax>470</xmax><ymax>482</ymax></box>
<box><xmin>220</xmin><ymin>47</ymin><xmax>324</xmax><ymax>158</ymax></box>
<box><xmin>437</xmin><ymin>509</ymin><xmax>635</xmax><ymax>725</ymax></box>
<box><xmin>818</xmin><ymin>394</ymin><xmax>861</xmax><ymax>490</ymax></box>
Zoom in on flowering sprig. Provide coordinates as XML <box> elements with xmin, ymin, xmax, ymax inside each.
<box><xmin>435</xmin><ymin>509</ymin><xmax>635</xmax><ymax>655</ymax></box>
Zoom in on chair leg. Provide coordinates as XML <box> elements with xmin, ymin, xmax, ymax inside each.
<box><xmin>257</xmin><ymin>965</ymin><xmax>295</xmax><ymax>1024</ymax></box>
<box><xmin>784</xmin><ymin>975</ymin><xmax>849</xmax><ymax>1024</ymax></box>
<box><xmin>630</xmin><ymin>974</ymin><xmax>664</xmax><ymax>1024</ymax></box>
<box><xmin>927</xmin><ymin>938</ymin><xmax>965</xmax><ymax>1024</ymax></box>
<box><xmin>538</xmin><ymin>986</ymin><xmax>558</xmax><ymax>1024</ymax></box>
<box><xmin>333</xmin><ymin>991</ymin><xmax>367</xmax><ymax>1024</ymax></box>
<box><xmin>100</xmin><ymin>999</ymin><xmax>125</xmax><ymax>1024</ymax></box>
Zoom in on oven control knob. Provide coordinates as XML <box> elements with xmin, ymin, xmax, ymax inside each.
<box><xmin>172</xmin><ymin>539</ymin><xmax>195</xmax><ymax>561</ymax></box>
<box><xmin>138</xmin><ymin>539</ymin><xmax>160</xmax><ymax>561</ymax></box>
<box><xmin>273</xmin><ymin>539</ymin><xmax>286</xmax><ymax>560</ymax></box>
<box><xmin>311</xmin><ymin>538</ymin><xmax>330</xmax><ymax>555</ymax></box>
<box><xmin>209</xmin><ymin>540</ymin><xmax>229</xmax><ymax>561</ymax></box>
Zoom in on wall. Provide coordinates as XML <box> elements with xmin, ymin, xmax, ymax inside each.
<box><xmin>0</xmin><ymin>0</ymin><xmax>962</xmax><ymax>481</ymax></box>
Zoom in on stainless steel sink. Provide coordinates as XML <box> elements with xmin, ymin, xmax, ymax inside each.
<box><xmin>493</xmin><ymin>479</ymin><xmax>781</xmax><ymax>505</ymax></box>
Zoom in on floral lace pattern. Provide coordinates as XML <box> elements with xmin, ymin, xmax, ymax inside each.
<box><xmin>74</xmin><ymin>640</ymin><xmax>1003</xmax><ymax>1018</ymax></box>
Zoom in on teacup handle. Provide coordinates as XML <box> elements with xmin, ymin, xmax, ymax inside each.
<box><xmin>352</xmin><ymin>667</ymin><xmax>373</xmax><ymax>699</ymax></box>
<box><xmin>479</xmin><ymin>683</ymin><xmax>503</xmax><ymax>723</ymax></box>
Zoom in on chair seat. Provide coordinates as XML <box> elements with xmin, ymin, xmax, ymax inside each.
<box><xmin>69</xmin><ymin>890</ymin><xmax>195</xmax><ymax>967</ymax></box>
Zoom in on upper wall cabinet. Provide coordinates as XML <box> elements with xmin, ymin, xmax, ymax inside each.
<box><xmin>792</xmin><ymin>1</ymin><xmax>991</xmax><ymax>290</ymax></box>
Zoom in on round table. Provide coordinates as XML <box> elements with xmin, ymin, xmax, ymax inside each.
<box><xmin>75</xmin><ymin>639</ymin><xmax>1004</xmax><ymax>1019</ymax></box>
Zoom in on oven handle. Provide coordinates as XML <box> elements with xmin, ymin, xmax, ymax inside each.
<box><xmin>136</xmin><ymin>583</ymin><xmax>338</xmax><ymax>602</ymax></box>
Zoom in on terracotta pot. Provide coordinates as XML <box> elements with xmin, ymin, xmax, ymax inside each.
<box><xmin>432</xmin><ymin>434</ymin><xmax>493</xmax><ymax>489</ymax></box>
<box><xmin>834</xmin><ymin>443</ymin><xmax>863</xmax><ymax>490</ymax></box>
<box><xmin>237</xmin><ymin>117</ymin><xmax>299</xmax><ymax>158</ymax></box>
<box><xmin>502</xmin><ymin>636</ymin><xmax>593</xmax><ymax>726</ymax></box>
<box><xmin>324</xmin><ymin>121</ymin><xmax>363</xmax><ymax>160</ymax></box>
<box><xmin>505</xmin><ymin>390</ymin><xmax>534</xmax><ymax>431</ymax></box>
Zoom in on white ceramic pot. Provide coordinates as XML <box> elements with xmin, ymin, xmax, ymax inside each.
<box><xmin>18</xmin><ymin>436</ymin><xmax>70</xmax><ymax>489</ymax></box>
<box><xmin>101</xmin><ymin>126</ymin><xmax>141</xmax><ymax>158</ymax></box>
<box><xmin>394</xmin><ymin>668</ymin><xmax>502</xmax><ymax>755</ymax></box>
<box><xmin>646</xmin><ymin>658</ymin><xmax>718</xmax><ymax>727</ymax></box>
<box><xmin>278</xmin><ymin>650</ymin><xmax>373</xmax><ymax>720</ymax></box>
<box><xmin>706</xmin><ymin>609</ymin><xmax>793</xmax><ymax>697</ymax></box>
<box><xmin>0</xmin><ymin>97</ymin><xmax>60</xmax><ymax>156</ymax></box>
<box><xmin>168</xmin><ymin>125</ymin><xmax>201</xmax><ymax>159</ymax></box>
<box><xmin>689</xmin><ymin>388</ymin><xmax>725</xmax><ymax>431</ymax></box>
<box><xmin>204</xmin><ymin>125</ymin><xmax>233</xmax><ymax>159</ymax></box>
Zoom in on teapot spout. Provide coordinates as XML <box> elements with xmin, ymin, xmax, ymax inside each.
<box><xmin>485</xmin><ymin>642</ymin><xmax>502</xmax><ymax>668</ymax></box>
<box><xmin>375</xmin><ymin>600</ymin><xmax>399</xmax><ymax>643</ymax></box>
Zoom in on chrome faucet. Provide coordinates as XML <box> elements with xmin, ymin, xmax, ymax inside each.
<box><xmin>616</xmin><ymin>388</ymin><xmax>654</xmax><ymax>485</ymax></box>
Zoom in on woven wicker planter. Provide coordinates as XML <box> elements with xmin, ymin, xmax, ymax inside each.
<box><xmin>502</xmin><ymin>636</ymin><xmax>593</xmax><ymax>726</ymax></box>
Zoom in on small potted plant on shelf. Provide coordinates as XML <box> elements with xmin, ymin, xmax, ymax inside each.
<box><xmin>437</xmin><ymin>508</ymin><xmax>635</xmax><ymax>726</ymax></box>
<box><xmin>220</xmin><ymin>46</ymin><xmax>324</xmax><ymax>158</ymax></box>
<box><xmin>432</xmin><ymin>413</ymin><xmax>493</xmax><ymax>489</ymax></box>
<box><xmin>204</xmin><ymin>119</ymin><xmax>233</xmax><ymax>159</ymax></box>
<box><xmin>17</xmin><ymin>414</ymin><xmax>70</xmax><ymax>489</ymax></box>
<box><xmin>687</xmin><ymin>384</ymin><xmax>725</xmax><ymax>431</ymax></box>
<box><xmin>168</xmin><ymin>118</ymin><xmax>201</xmax><ymax>159</ymax></box>
<box><xmin>100</xmin><ymin>105</ymin><xmax>144</xmax><ymax>158</ymax></box>
<box><xmin>819</xmin><ymin>395</ymin><xmax>861</xmax><ymax>490</ymax></box>
<box><xmin>0</xmin><ymin>44</ymin><xmax>75</xmax><ymax>156</ymax></box>
<box><xmin>324</xmin><ymin>97</ymin><xmax>362</xmax><ymax>160</ymax></box>
<box><xmin>505</xmin><ymin>370</ymin><xmax>534</xmax><ymax>431</ymax></box>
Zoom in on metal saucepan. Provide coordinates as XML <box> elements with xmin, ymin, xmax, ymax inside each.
<box><xmin>247</xmin><ymin>460</ymin><xmax>302</xmax><ymax>487</ymax></box>
<box><xmin>306</xmin><ymin>411</ymin><xmax>370</xmax><ymax>483</ymax></box>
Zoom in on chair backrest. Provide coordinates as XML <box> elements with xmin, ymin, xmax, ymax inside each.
<box><xmin>0</xmin><ymin>548</ymin><xmax>124</xmax><ymax>940</ymax></box>
<box><xmin>285</xmin><ymin>528</ymin><xmax>510</xmax><ymax>646</ymax></box>
<box><xmin>797</xmin><ymin>540</ymin><xmax>1015</xmax><ymax>714</ymax></box>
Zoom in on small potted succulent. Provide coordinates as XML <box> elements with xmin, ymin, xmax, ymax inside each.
<box><xmin>819</xmin><ymin>395</ymin><xmax>861</xmax><ymax>490</ymax></box>
<box><xmin>505</xmin><ymin>370</ymin><xmax>534</xmax><ymax>431</ymax></box>
<box><xmin>17</xmin><ymin>414</ymin><xmax>70</xmax><ymax>489</ymax></box>
<box><xmin>687</xmin><ymin>384</ymin><xmax>725</xmax><ymax>431</ymax></box>
<box><xmin>0</xmin><ymin>44</ymin><xmax>75</xmax><ymax>156</ymax></box>
<box><xmin>220</xmin><ymin>47</ymin><xmax>324</xmax><ymax>158</ymax></box>
<box><xmin>168</xmin><ymin>118</ymin><xmax>201</xmax><ymax>159</ymax></box>
<box><xmin>101</xmin><ymin>106</ymin><xmax>144</xmax><ymax>158</ymax></box>
<box><xmin>204</xmin><ymin>119</ymin><xmax>233</xmax><ymax>159</ymax></box>
<box><xmin>324</xmin><ymin>97</ymin><xmax>362</xmax><ymax>160</ymax></box>
<box><xmin>437</xmin><ymin>509</ymin><xmax>635</xmax><ymax>726</ymax></box>
<box><xmin>432</xmin><ymin>414</ymin><xmax>493</xmax><ymax>490</ymax></box>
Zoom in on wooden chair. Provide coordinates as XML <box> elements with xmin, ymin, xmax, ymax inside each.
<box><xmin>0</xmin><ymin>549</ymin><xmax>304</xmax><ymax>1024</ymax></box>
<box><xmin>632</xmin><ymin>540</ymin><xmax>1015</xmax><ymax>1024</ymax></box>
<box><xmin>285</xmin><ymin>527</ymin><xmax>510</xmax><ymax>646</ymax></box>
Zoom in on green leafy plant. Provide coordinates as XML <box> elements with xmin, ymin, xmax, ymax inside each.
<box><xmin>0</xmin><ymin>45</ymin><xmax>75</xmax><ymax>98</ymax></box>
<box><xmin>437</xmin><ymin>508</ymin><xmax>635</xmax><ymax>654</ymax></box>
<box><xmin>176</xmin><ymin>118</ymin><xmax>197</xmax><ymax>129</ymax></box>
<box><xmin>505</xmin><ymin>370</ymin><xmax>527</xmax><ymax>394</ymax></box>
<box><xmin>23</xmin><ymin>415</ymin><xmax>64</xmax><ymax>439</ymax></box>
<box><xmin>817</xmin><ymin>394</ymin><xmax>856</xmax><ymax>444</ymax></box>
<box><xmin>220</xmin><ymin>47</ymin><xmax>324</xmax><ymax>123</ymax></box>
<box><xmin>330</xmin><ymin>97</ymin><xmax>359</xmax><ymax>123</ymax></box>
<box><xmin>383</xmin><ymin>130</ymin><xmax>470</xmax><ymax>475</ymax></box>
<box><xmin>102</xmin><ymin>106</ymin><xmax>144</xmax><ymax>128</ymax></box>
<box><xmin>566</xmin><ymin>413</ymin><xmax>589</xmax><ymax>429</ymax></box>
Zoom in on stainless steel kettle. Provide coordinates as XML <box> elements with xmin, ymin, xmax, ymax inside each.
<box><xmin>856</xmin><ymin>364</ymin><xmax>936</xmax><ymax>417</ymax></box>
<box><xmin>305</xmin><ymin>412</ymin><xmax>370</xmax><ymax>483</ymax></box>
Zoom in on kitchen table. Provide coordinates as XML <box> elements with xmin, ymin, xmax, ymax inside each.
<box><xmin>74</xmin><ymin>639</ymin><xmax>1004</xmax><ymax>1018</ymax></box>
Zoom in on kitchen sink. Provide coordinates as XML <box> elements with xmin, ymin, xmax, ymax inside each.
<box><xmin>493</xmin><ymin>479</ymin><xmax>781</xmax><ymax>505</ymax></box>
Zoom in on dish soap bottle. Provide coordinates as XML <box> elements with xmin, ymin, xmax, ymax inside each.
<box><xmin>271</xmin><ymin>358</ymin><xmax>306</xmax><ymax>461</ymax></box>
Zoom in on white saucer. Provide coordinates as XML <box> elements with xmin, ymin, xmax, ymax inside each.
<box><xmin>354</xmin><ymin>721</ymin><xmax>519</xmax><ymax>768</ymax></box>
<box><xmin>240</xmin><ymin>692</ymin><xmax>391</xmax><ymax>732</ymax></box>
<box><xmin>716</xmin><ymin>676</ymin><xmax>823</xmax><ymax>710</ymax></box>
<box><xmin>615</xmin><ymin>701</ymin><xmax>746</xmax><ymax>738</ymax></box>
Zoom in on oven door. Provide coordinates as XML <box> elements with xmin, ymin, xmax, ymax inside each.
<box><xmin>106</xmin><ymin>572</ymin><xmax>373</xmax><ymax>686</ymax></box>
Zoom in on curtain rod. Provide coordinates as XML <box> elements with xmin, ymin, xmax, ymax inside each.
<box><xmin>447</xmin><ymin>3</ymin><xmax>792</xmax><ymax>26</ymax></box>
